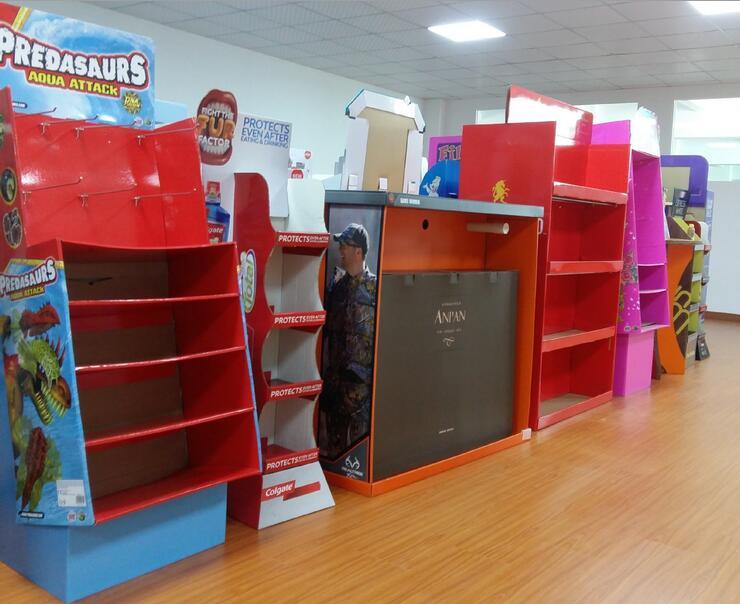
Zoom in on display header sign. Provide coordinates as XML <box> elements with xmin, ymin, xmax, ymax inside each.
<box><xmin>0</xmin><ymin>3</ymin><xmax>155</xmax><ymax>127</ymax></box>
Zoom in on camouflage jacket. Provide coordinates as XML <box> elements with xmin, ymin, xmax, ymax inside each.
<box><xmin>323</xmin><ymin>265</ymin><xmax>377</xmax><ymax>387</ymax></box>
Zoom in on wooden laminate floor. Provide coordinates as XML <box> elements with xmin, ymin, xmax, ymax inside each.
<box><xmin>3</xmin><ymin>320</ymin><xmax>740</xmax><ymax>603</ymax></box>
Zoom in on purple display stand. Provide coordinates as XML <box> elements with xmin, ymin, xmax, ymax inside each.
<box><xmin>660</xmin><ymin>155</ymin><xmax>709</xmax><ymax>207</ymax></box>
<box><xmin>427</xmin><ymin>135</ymin><xmax>461</xmax><ymax>167</ymax></box>
<box><xmin>595</xmin><ymin>118</ymin><xmax>670</xmax><ymax>396</ymax></box>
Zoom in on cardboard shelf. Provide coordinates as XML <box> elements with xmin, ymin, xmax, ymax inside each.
<box><xmin>265</xmin><ymin>249</ymin><xmax>324</xmax><ymax>314</ymax></box>
<box><xmin>69</xmin><ymin>293</ymin><xmax>238</xmax><ymax>316</ymax></box>
<box><xmin>552</xmin><ymin>182</ymin><xmax>627</xmax><ymax>205</ymax></box>
<box><xmin>539</xmin><ymin>391</ymin><xmax>613</xmax><ymax>427</ymax></box>
<box><xmin>85</xmin><ymin>408</ymin><xmax>250</xmax><ymax>450</ymax></box>
<box><xmin>76</xmin><ymin>345</ymin><xmax>246</xmax><ymax>375</ymax></box>
<box><xmin>272</xmin><ymin>310</ymin><xmax>326</xmax><ymax>331</ymax></box>
<box><xmin>262</xmin><ymin>444</ymin><xmax>319</xmax><ymax>474</ymax></box>
<box><xmin>548</xmin><ymin>260</ymin><xmax>623</xmax><ymax>275</ymax></box>
<box><xmin>276</xmin><ymin>231</ymin><xmax>330</xmax><ymax>255</ymax></box>
<box><xmin>266</xmin><ymin>377</ymin><xmax>323</xmax><ymax>401</ymax></box>
<box><xmin>639</xmin><ymin>288</ymin><xmax>667</xmax><ymax>295</ymax></box>
<box><xmin>93</xmin><ymin>465</ymin><xmax>260</xmax><ymax>524</ymax></box>
<box><xmin>542</xmin><ymin>326</ymin><xmax>615</xmax><ymax>353</ymax></box>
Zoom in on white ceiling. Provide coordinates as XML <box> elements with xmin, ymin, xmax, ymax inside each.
<box><xmin>92</xmin><ymin>0</ymin><xmax>740</xmax><ymax>100</ymax></box>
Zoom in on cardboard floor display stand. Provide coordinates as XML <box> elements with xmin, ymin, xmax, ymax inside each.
<box><xmin>227</xmin><ymin>175</ymin><xmax>335</xmax><ymax>528</ymax></box>
<box><xmin>0</xmin><ymin>85</ymin><xmax>262</xmax><ymax>601</ymax></box>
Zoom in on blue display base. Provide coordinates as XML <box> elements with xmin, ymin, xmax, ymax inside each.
<box><xmin>1</xmin><ymin>418</ymin><xmax>227</xmax><ymax>602</ymax></box>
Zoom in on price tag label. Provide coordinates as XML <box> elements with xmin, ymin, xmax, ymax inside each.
<box><xmin>57</xmin><ymin>480</ymin><xmax>86</xmax><ymax>508</ymax></box>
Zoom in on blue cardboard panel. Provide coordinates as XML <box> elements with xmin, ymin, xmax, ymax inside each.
<box><xmin>66</xmin><ymin>485</ymin><xmax>227</xmax><ymax>602</ymax></box>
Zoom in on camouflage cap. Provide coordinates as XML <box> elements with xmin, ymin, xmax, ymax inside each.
<box><xmin>334</xmin><ymin>223</ymin><xmax>369</xmax><ymax>255</ymax></box>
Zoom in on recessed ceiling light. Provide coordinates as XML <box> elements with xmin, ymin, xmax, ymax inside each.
<box><xmin>689</xmin><ymin>1</ymin><xmax>740</xmax><ymax>15</ymax></box>
<box><xmin>428</xmin><ymin>20</ymin><xmax>505</xmax><ymax>43</ymax></box>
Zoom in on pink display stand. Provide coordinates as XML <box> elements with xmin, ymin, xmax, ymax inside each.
<box><xmin>594</xmin><ymin>116</ymin><xmax>669</xmax><ymax>396</ymax></box>
<box><xmin>427</xmin><ymin>135</ymin><xmax>461</xmax><ymax>167</ymax></box>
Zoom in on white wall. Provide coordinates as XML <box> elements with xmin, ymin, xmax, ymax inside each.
<box><xmin>706</xmin><ymin>181</ymin><xmax>740</xmax><ymax>315</ymax></box>
<box><xmin>23</xmin><ymin>1</ymin><xmax>403</xmax><ymax>175</ymax></box>
<box><xmin>422</xmin><ymin>83</ymin><xmax>740</xmax><ymax>155</ymax></box>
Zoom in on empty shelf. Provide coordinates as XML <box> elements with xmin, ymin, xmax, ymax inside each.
<box><xmin>552</xmin><ymin>182</ymin><xmax>627</xmax><ymax>205</ymax></box>
<box><xmin>93</xmin><ymin>465</ymin><xmax>260</xmax><ymax>524</ymax></box>
<box><xmin>69</xmin><ymin>293</ymin><xmax>238</xmax><ymax>316</ymax></box>
<box><xmin>85</xmin><ymin>408</ymin><xmax>251</xmax><ymax>450</ymax></box>
<box><xmin>76</xmin><ymin>346</ymin><xmax>246</xmax><ymax>374</ymax></box>
<box><xmin>542</xmin><ymin>326</ymin><xmax>615</xmax><ymax>353</ymax></box>
<box><xmin>538</xmin><ymin>391</ymin><xmax>613</xmax><ymax>429</ymax></box>
<box><xmin>548</xmin><ymin>260</ymin><xmax>623</xmax><ymax>275</ymax></box>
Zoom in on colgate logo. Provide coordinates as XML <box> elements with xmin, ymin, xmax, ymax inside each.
<box><xmin>262</xmin><ymin>480</ymin><xmax>296</xmax><ymax>501</ymax></box>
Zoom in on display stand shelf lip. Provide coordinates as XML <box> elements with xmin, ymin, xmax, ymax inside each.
<box><xmin>638</xmin><ymin>262</ymin><xmax>665</xmax><ymax>267</ymax></box>
<box><xmin>552</xmin><ymin>182</ymin><xmax>627</xmax><ymax>205</ymax></box>
<box><xmin>75</xmin><ymin>345</ymin><xmax>246</xmax><ymax>374</ymax></box>
<box><xmin>266</xmin><ymin>377</ymin><xmax>323</xmax><ymax>401</ymax></box>
<box><xmin>263</xmin><ymin>444</ymin><xmax>319</xmax><ymax>474</ymax></box>
<box><xmin>59</xmin><ymin>239</ymin><xmax>235</xmax><ymax>261</ymax></box>
<box><xmin>538</xmin><ymin>391</ymin><xmax>613</xmax><ymax>430</ymax></box>
<box><xmin>638</xmin><ymin>322</ymin><xmax>667</xmax><ymax>333</ymax></box>
<box><xmin>272</xmin><ymin>310</ymin><xmax>326</xmax><ymax>330</ymax></box>
<box><xmin>690</xmin><ymin>304</ymin><xmax>700</xmax><ymax>312</ymax></box>
<box><xmin>548</xmin><ymin>260</ymin><xmax>623</xmax><ymax>275</ymax></box>
<box><xmin>69</xmin><ymin>292</ymin><xmax>238</xmax><ymax>312</ymax></box>
<box><xmin>666</xmin><ymin>238</ymin><xmax>697</xmax><ymax>246</ymax></box>
<box><xmin>639</xmin><ymin>288</ymin><xmax>667</xmax><ymax>294</ymax></box>
<box><xmin>93</xmin><ymin>465</ymin><xmax>261</xmax><ymax>524</ymax></box>
<box><xmin>692</xmin><ymin>273</ymin><xmax>702</xmax><ymax>282</ymax></box>
<box><xmin>542</xmin><ymin>326</ymin><xmax>615</xmax><ymax>352</ymax></box>
<box><xmin>85</xmin><ymin>408</ymin><xmax>251</xmax><ymax>450</ymax></box>
<box><xmin>324</xmin><ymin>190</ymin><xmax>544</xmax><ymax>218</ymax></box>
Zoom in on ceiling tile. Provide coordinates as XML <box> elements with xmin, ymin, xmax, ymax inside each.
<box><xmin>291</xmin><ymin>39</ymin><xmax>353</xmax><ymax>56</ymax></box>
<box><xmin>248</xmin><ymin>4</ymin><xmax>327</xmax><ymax>25</ymax></box>
<box><xmin>570</xmin><ymin>50</ymin><xmax>684</xmax><ymax>70</ymax></box>
<box><xmin>219</xmin><ymin>31</ymin><xmax>275</xmax><ymax>48</ymax></box>
<box><xmin>363</xmin><ymin>62</ymin><xmax>409</xmax><ymax>75</ymax></box>
<box><xmin>88</xmin><ymin>1</ymin><xmax>142</xmax><ymax>7</ymax></box>
<box><xmin>638</xmin><ymin>61</ymin><xmax>701</xmax><ymax>75</ymax></box>
<box><xmin>605</xmin><ymin>74</ymin><xmax>662</xmax><ymax>88</ymax></box>
<box><xmin>207</xmin><ymin>11</ymin><xmax>279</xmax><ymax>31</ymax></box>
<box><xmin>586</xmin><ymin>65</ymin><xmax>645</xmax><ymax>79</ymax></box>
<box><xmin>115</xmin><ymin>2</ymin><xmax>190</xmax><ymax>23</ymax></box>
<box><xmin>340</xmin><ymin>52</ymin><xmax>387</xmax><ymax>66</ymax></box>
<box><xmin>158</xmin><ymin>2</ymin><xmax>237</xmax><ymax>18</ymax></box>
<box><xmin>695</xmin><ymin>58</ymin><xmax>740</xmax><ymax>71</ymax></box>
<box><xmin>454</xmin><ymin>75</ymin><xmax>505</xmax><ymax>88</ymax></box>
<box><xmin>300</xmin><ymin>1</ymin><xmax>381</xmax><ymax>19</ymax></box>
<box><xmin>475</xmin><ymin>63</ymin><xmax>529</xmax><ymax>76</ymax></box>
<box><xmin>341</xmin><ymin>34</ymin><xmax>404</xmax><ymax>51</ymax></box>
<box><xmin>332</xmin><ymin>65</ymin><xmax>376</xmax><ymax>79</ymax></box>
<box><xmin>392</xmin><ymin>70</ymin><xmax>437</xmax><ymax>83</ymax></box>
<box><xmin>596</xmin><ymin>37</ymin><xmax>669</xmax><ymax>54</ymax></box>
<box><xmin>575</xmin><ymin>22</ymin><xmax>650</xmax><ymax>42</ymax></box>
<box><xmin>492</xmin><ymin>14</ymin><xmax>562</xmax><ymax>34</ymax></box>
<box><xmin>564</xmin><ymin>79</ymin><xmax>617</xmax><ymax>91</ymax></box>
<box><xmin>654</xmin><ymin>72</ymin><xmax>716</xmax><ymax>85</ymax></box>
<box><xmin>221</xmin><ymin>0</ymin><xmax>288</xmax><ymax>8</ymax></box>
<box><xmin>425</xmin><ymin>67</ymin><xmax>480</xmax><ymax>80</ymax></box>
<box><xmin>295</xmin><ymin>20</ymin><xmax>368</xmax><ymax>39</ymax></box>
<box><xmin>256</xmin><ymin>27</ymin><xmax>319</xmax><ymax>44</ymax></box>
<box><xmin>370</xmin><ymin>0</ymin><xmax>442</xmax><ymax>10</ymax></box>
<box><xmin>544</xmin><ymin>69</ymin><xmax>598</xmax><ymax>82</ymax></box>
<box><xmin>516</xmin><ymin>59</ymin><xmax>579</xmax><ymax>73</ymax></box>
<box><xmin>703</xmin><ymin>12</ymin><xmax>740</xmax><ymax>30</ymax></box>
<box><xmin>716</xmin><ymin>28</ymin><xmax>740</xmax><ymax>44</ymax></box>
<box><xmin>611</xmin><ymin>1</ymin><xmax>698</xmax><ymax>20</ymax></box>
<box><xmin>373</xmin><ymin>46</ymin><xmax>434</xmax><ymax>62</ymax></box>
<box><xmin>489</xmin><ymin>48</ymin><xmax>555</xmax><ymax>63</ymax></box>
<box><xmin>451</xmin><ymin>1</ymin><xmax>535</xmax><ymax>19</ymax></box>
<box><xmin>679</xmin><ymin>45</ymin><xmax>740</xmax><ymax>61</ymax></box>
<box><xmin>520</xmin><ymin>0</ymin><xmax>602</xmax><ymax>9</ymax></box>
<box><xmin>707</xmin><ymin>70</ymin><xmax>740</xmax><ymax>83</ymax></box>
<box><xmin>380</xmin><ymin>28</ymin><xmax>441</xmax><ymax>47</ymax></box>
<box><xmin>414</xmin><ymin>42</ymin><xmax>502</xmax><ymax>59</ymax></box>
<box><xmin>660</xmin><ymin>30</ymin><xmax>732</xmax><ymax>50</ymax></box>
<box><xmin>446</xmin><ymin>53</ymin><xmax>510</xmax><ymax>68</ymax></box>
<box><xmin>396</xmin><ymin>57</ymin><xmax>460</xmax><ymax>71</ymax></box>
<box><xmin>638</xmin><ymin>16</ymin><xmax>720</xmax><ymax>37</ymax></box>
<box><xmin>392</xmin><ymin>5</ymin><xmax>469</xmax><ymax>28</ymax></box>
<box><xmin>547</xmin><ymin>6</ymin><xmax>627</xmax><ymax>28</ymax></box>
<box><xmin>175</xmin><ymin>18</ymin><xmax>238</xmax><ymax>36</ymax></box>
<box><xmin>544</xmin><ymin>43</ymin><xmax>609</xmax><ymax>59</ymax></box>
<box><xmin>344</xmin><ymin>13</ymin><xmax>417</xmax><ymax>33</ymax></box>
<box><xmin>513</xmin><ymin>29</ymin><xmax>589</xmax><ymax>48</ymax></box>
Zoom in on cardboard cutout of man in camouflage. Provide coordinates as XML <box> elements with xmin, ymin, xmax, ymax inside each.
<box><xmin>319</xmin><ymin>223</ymin><xmax>377</xmax><ymax>459</ymax></box>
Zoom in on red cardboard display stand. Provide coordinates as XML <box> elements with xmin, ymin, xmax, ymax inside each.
<box><xmin>0</xmin><ymin>86</ymin><xmax>260</xmax><ymax>600</ymax></box>
<box><xmin>228</xmin><ymin>174</ymin><xmax>334</xmax><ymax>528</ymax></box>
<box><xmin>460</xmin><ymin>86</ymin><xmax>630</xmax><ymax>431</ymax></box>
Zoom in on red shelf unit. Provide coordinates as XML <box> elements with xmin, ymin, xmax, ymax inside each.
<box><xmin>460</xmin><ymin>86</ymin><xmax>630</xmax><ymax>431</ymax></box>
<box><xmin>0</xmin><ymin>86</ymin><xmax>261</xmax><ymax>525</ymax></box>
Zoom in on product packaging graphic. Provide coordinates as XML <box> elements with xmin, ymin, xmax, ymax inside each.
<box><xmin>0</xmin><ymin>257</ymin><xmax>93</xmax><ymax>526</ymax></box>
<box><xmin>198</xmin><ymin>89</ymin><xmax>292</xmax><ymax>222</ymax></box>
<box><xmin>0</xmin><ymin>3</ymin><xmax>155</xmax><ymax>127</ymax></box>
